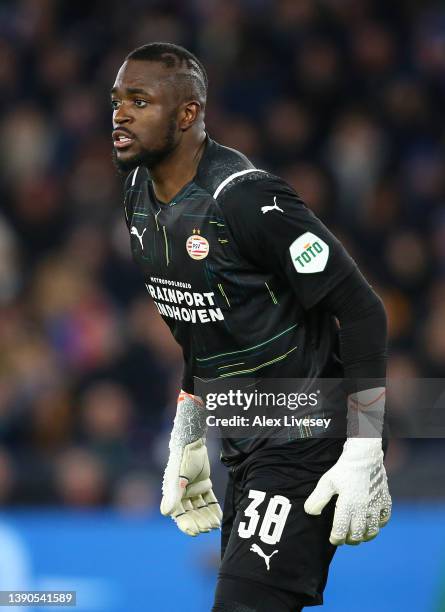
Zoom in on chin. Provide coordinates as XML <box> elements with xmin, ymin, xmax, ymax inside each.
<box><xmin>112</xmin><ymin>149</ymin><xmax>143</xmax><ymax>174</ymax></box>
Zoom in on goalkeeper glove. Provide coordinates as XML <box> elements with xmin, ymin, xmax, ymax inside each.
<box><xmin>304</xmin><ymin>388</ymin><xmax>391</xmax><ymax>545</ymax></box>
<box><xmin>160</xmin><ymin>392</ymin><xmax>222</xmax><ymax>536</ymax></box>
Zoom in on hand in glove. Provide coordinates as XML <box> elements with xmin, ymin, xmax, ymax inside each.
<box><xmin>160</xmin><ymin>392</ymin><xmax>222</xmax><ymax>536</ymax></box>
<box><xmin>304</xmin><ymin>389</ymin><xmax>391</xmax><ymax>545</ymax></box>
<box><xmin>304</xmin><ymin>437</ymin><xmax>391</xmax><ymax>545</ymax></box>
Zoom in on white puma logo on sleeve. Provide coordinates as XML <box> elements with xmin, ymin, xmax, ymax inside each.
<box><xmin>261</xmin><ymin>196</ymin><xmax>284</xmax><ymax>214</ymax></box>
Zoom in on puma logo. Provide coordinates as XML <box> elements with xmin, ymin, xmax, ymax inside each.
<box><xmin>131</xmin><ymin>226</ymin><xmax>147</xmax><ymax>250</ymax></box>
<box><xmin>249</xmin><ymin>544</ymin><xmax>278</xmax><ymax>571</ymax></box>
<box><xmin>261</xmin><ymin>196</ymin><xmax>283</xmax><ymax>214</ymax></box>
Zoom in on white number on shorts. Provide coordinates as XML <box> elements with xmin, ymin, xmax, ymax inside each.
<box><xmin>238</xmin><ymin>490</ymin><xmax>292</xmax><ymax>545</ymax></box>
<box><xmin>238</xmin><ymin>490</ymin><xmax>266</xmax><ymax>539</ymax></box>
<box><xmin>259</xmin><ymin>495</ymin><xmax>292</xmax><ymax>545</ymax></box>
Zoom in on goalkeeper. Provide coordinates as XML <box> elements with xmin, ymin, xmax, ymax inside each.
<box><xmin>112</xmin><ymin>42</ymin><xmax>391</xmax><ymax>611</ymax></box>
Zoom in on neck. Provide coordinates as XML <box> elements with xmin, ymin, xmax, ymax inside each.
<box><xmin>149</xmin><ymin>129</ymin><xmax>206</xmax><ymax>203</ymax></box>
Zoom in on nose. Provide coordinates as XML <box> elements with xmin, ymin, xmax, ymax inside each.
<box><xmin>113</xmin><ymin>103</ymin><xmax>132</xmax><ymax>127</ymax></box>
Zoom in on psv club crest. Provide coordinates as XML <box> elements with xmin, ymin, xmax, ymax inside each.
<box><xmin>186</xmin><ymin>230</ymin><xmax>209</xmax><ymax>260</ymax></box>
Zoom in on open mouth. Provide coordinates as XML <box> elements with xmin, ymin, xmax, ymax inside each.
<box><xmin>113</xmin><ymin>131</ymin><xmax>135</xmax><ymax>150</ymax></box>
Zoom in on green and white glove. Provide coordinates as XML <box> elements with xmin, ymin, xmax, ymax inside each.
<box><xmin>160</xmin><ymin>392</ymin><xmax>222</xmax><ymax>536</ymax></box>
<box><xmin>304</xmin><ymin>388</ymin><xmax>392</xmax><ymax>545</ymax></box>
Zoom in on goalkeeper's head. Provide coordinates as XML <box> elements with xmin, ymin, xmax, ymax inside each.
<box><xmin>111</xmin><ymin>42</ymin><xmax>208</xmax><ymax>173</ymax></box>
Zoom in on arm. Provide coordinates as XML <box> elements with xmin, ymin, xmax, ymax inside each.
<box><xmin>304</xmin><ymin>268</ymin><xmax>391</xmax><ymax>544</ymax></box>
<box><xmin>181</xmin><ymin>354</ymin><xmax>194</xmax><ymax>395</ymax></box>
<box><xmin>320</xmin><ymin>266</ymin><xmax>387</xmax><ymax>389</ymax></box>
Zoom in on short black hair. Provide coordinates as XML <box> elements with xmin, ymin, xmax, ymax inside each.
<box><xmin>126</xmin><ymin>42</ymin><xmax>208</xmax><ymax>107</ymax></box>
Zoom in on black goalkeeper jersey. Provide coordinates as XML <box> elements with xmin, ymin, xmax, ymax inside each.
<box><xmin>123</xmin><ymin>136</ymin><xmax>357</xmax><ymax>463</ymax></box>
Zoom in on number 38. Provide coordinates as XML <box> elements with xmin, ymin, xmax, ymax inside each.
<box><xmin>238</xmin><ymin>489</ymin><xmax>292</xmax><ymax>545</ymax></box>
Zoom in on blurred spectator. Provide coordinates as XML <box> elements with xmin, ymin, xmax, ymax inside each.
<box><xmin>0</xmin><ymin>215</ymin><xmax>21</xmax><ymax>302</ymax></box>
<box><xmin>54</xmin><ymin>447</ymin><xmax>108</xmax><ymax>507</ymax></box>
<box><xmin>113</xmin><ymin>472</ymin><xmax>157</xmax><ymax>515</ymax></box>
<box><xmin>0</xmin><ymin>448</ymin><xmax>16</xmax><ymax>505</ymax></box>
<box><xmin>0</xmin><ymin>105</ymin><xmax>54</xmax><ymax>183</ymax></box>
<box><xmin>325</xmin><ymin>111</ymin><xmax>387</xmax><ymax>220</ymax></box>
<box><xmin>79</xmin><ymin>381</ymin><xmax>133</xmax><ymax>475</ymax></box>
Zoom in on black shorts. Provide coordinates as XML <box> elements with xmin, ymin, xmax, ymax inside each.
<box><xmin>217</xmin><ymin>438</ymin><xmax>344</xmax><ymax>608</ymax></box>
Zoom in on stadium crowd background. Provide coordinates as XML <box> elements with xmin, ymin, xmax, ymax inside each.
<box><xmin>0</xmin><ymin>0</ymin><xmax>444</xmax><ymax>511</ymax></box>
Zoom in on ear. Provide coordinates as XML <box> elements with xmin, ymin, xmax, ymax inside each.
<box><xmin>179</xmin><ymin>101</ymin><xmax>201</xmax><ymax>131</ymax></box>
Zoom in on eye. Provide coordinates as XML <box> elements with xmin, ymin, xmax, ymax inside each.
<box><xmin>134</xmin><ymin>99</ymin><xmax>148</xmax><ymax>108</ymax></box>
<box><xmin>111</xmin><ymin>99</ymin><xmax>120</xmax><ymax>110</ymax></box>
